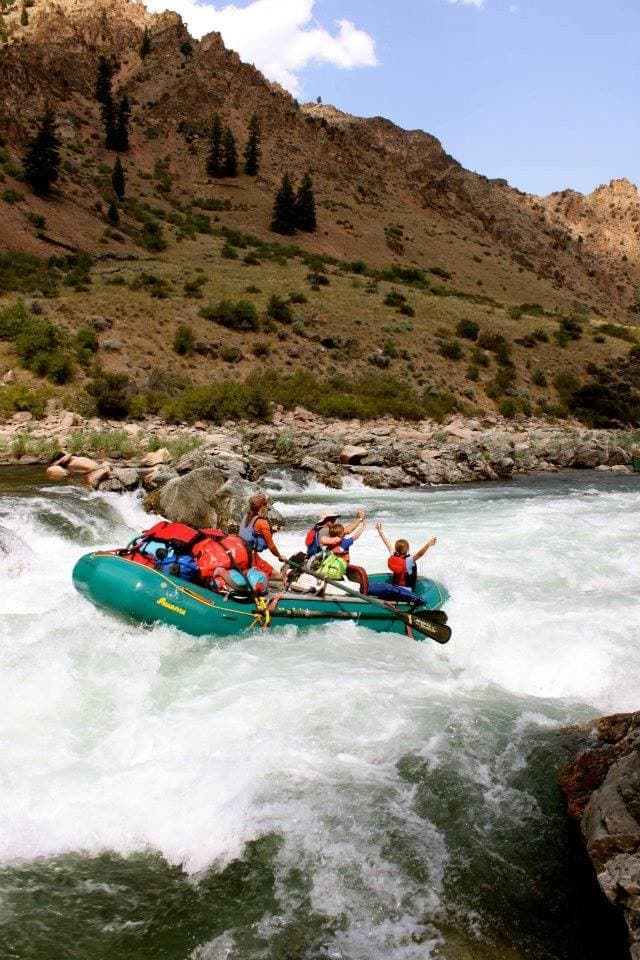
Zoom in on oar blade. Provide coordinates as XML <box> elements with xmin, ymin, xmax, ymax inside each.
<box><xmin>410</xmin><ymin>615</ymin><xmax>452</xmax><ymax>644</ymax></box>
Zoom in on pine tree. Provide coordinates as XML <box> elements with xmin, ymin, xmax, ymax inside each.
<box><xmin>206</xmin><ymin>113</ymin><xmax>223</xmax><ymax>178</ymax></box>
<box><xmin>0</xmin><ymin>14</ymin><xmax>7</xmax><ymax>43</ymax></box>
<box><xmin>295</xmin><ymin>173</ymin><xmax>317</xmax><ymax>232</ymax></box>
<box><xmin>112</xmin><ymin>156</ymin><xmax>125</xmax><ymax>199</ymax></box>
<box><xmin>20</xmin><ymin>2</ymin><xmax>28</xmax><ymax>26</ymax></box>
<box><xmin>243</xmin><ymin>114</ymin><xmax>261</xmax><ymax>176</ymax></box>
<box><xmin>271</xmin><ymin>173</ymin><xmax>297</xmax><ymax>235</ymax></box>
<box><xmin>106</xmin><ymin>199</ymin><xmax>119</xmax><ymax>226</ymax></box>
<box><xmin>102</xmin><ymin>96</ymin><xmax>117</xmax><ymax>150</ymax></box>
<box><xmin>114</xmin><ymin>96</ymin><xmax>131</xmax><ymax>151</ymax></box>
<box><xmin>23</xmin><ymin>108</ymin><xmax>61</xmax><ymax>195</ymax></box>
<box><xmin>222</xmin><ymin>127</ymin><xmax>237</xmax><ymax>178</ymax></box>
<box><xmin>140</xmin><ymin>26</ymin><xmax>152</xmax><ymax>58</ymax></box>
<box><xmin>95</xmin><ymin>56</ymin><xmax>114</xmax><ymax>104</ymax></box>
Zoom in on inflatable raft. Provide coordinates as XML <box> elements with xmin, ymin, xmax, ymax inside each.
<box><xmin>72</xmin><ymin>551</ymin><xmax>449</xmax><ymax>641</ymax></box>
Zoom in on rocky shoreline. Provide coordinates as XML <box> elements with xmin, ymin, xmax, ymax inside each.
<box><xmin>560</xmin><ymin>712</ymin><xmax>640</xmax><ymax>960</ymax></box>
<box><xmin>1</xmin><ymin>409</ymin><xmax>638</xmax><ymax>501</ymax></box>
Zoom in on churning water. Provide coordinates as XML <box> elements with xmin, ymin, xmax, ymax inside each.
<box><xmin>0</xmin><ymin>468</ymin><xmax>638</xmax><ymax>960</ymax></box>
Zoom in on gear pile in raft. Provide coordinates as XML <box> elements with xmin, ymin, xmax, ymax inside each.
<box><xmin>72</xmin><ymin>516</ymin><xmax>451</xmax><ymax>644</ymax></box>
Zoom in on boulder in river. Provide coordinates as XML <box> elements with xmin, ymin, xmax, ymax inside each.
<box><xmin>559</xmin><ymin>711</ymin><xmax>640</xmax><ymax>959</ymax></box>
<box><xmin>144</xmin><ymin>467</ymin><xmax>283</xmax><ymax>531</ymax></box>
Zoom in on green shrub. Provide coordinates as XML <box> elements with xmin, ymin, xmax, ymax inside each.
<box><xmin>141</xmin><ymin>220</ymin><xmax>167</xmax><ymax>252</ymax></box>
<box><xmin>73</xmin><ymin>327</ymin><xmax>99</xmax><ymax>365</ymax></box>
<box><xmin>466</xmin><ymin>364</ymin><xmax>480</xmax><ymax>382</ymax></box>
<box><xmin>569</xmin><ymin>383</ymin><xmax>639</xmax><ymax>427</ymax></box>
<box><xmin>165</xmin><ymin>380</ymin><xmax>271</xmax><ymax>423</ymax></box>
<box><xmin>499</xmin><ymin>397</ymin><xmax>519</xmax><ymax>418</ymax></box>
<box><xmin>266</xmin><ymin>294</ymin><xmax>293</xmax><ymax>324</ymax></box>
<box><xmin>477</xmin><ymin>331</ymin><xmax>511</xmax><ymax>365</ymax></box>
<box><xmin>0</xmin><ymin>382</ymin><xmax>49</xmax><ymax>420</ymax></box>
<box><xmin>242</xmin><ymin>251</ymin><xmax>260</xmax><ymax>266</ymax></box>
<box><xmin>384</xmin><ymin>290</ymin><xmax>407</xmax><ymax>309</ymax></box>
<box><xmin>173</xmin><ymin>324</ymin><xmax>195</xmax><ymax>355</ymax></box>
<box><xmin>220</xmin><ymin>344</ymin><xmax>243</xmax><ymax>363</ymax></box>
<box><xmin>183</xmin><ymin>277</ymin><xmax>206</xmax><ymax>298</ymax></box>
<box><xmin>456</xmin><ymin>319</ymin><xmax>479</xmax><ymax>341</ymax></box>
<box><xmin>306</xmin><ymin>272</ymin><xmax>330</xmax><ymax>288</ymax></box>
<box><xmin>596</xmin><ymin>323</ymin><xmax>637</xmax><ymax>343</ymax></box>
<box><xmin>0</xmin><ymin>305</ymin><xmax>74</xmax><ymax>383</ymax></box>
<box><xmin>532</xmin><ymin>369</ymin><xmax>548</xmax><ymax>387</ymax></box>
<box><xmin>486</xmin><ymin>366</ymin><xmax>517</xmax><ymax>400</ymax></box>
<box><xmin>252</xmin><ymin>341</ymin><xmax>271</xmax><ymax>358</ymax></box>
<box><xmin>0</xmin><ymin>252</ymin><xmax>57</xmax><ymax>296</ymax></box>
<box><xmin>1</xmin><ymin>187</ymin><xmax>23</xmax><ymax>204</ymax></box>
<box><xmin>439</xmin><ymin>340</ymin><xmax>463</xmax><ymax>361</ymax></box>
<box><xmin>27</xmin><ymin>211</ymin><xmax>46</xmax><ymax>230</ymax></box>
<box><xmin>383</xmin><ymin>339</ymin><xmax>399</xmax><ymax>359</ymax></box>
<box><xmin>201</xmin><ymin>299</ymin><xmax>260</xmax><ymax>332</ymax></box>
<box><xmin>221</xmin><ymin>242</ymin><xmax>239</xmax><ymax>260</ymax></box>
<box><xmin>510</xmin><ymin>302</ymin><xmax>545</xmax><ymax>320</ymax></box>
<box><xmin>554</xmin><ymin>371</ymin><xmax>581</xmax><ymax>403</ymax></box>
<box><xmin>554</xmin><ymin>315</ymin><xmax>583</xmax><ymax>345</ymax></box>
<box><xmin>86</xmin><ymin>372</ymin><xmax>132</xmax><ymax>419</ymax></box>
<box><xmin>471</xmin><ymin>346</ymin><xmax>490</xmax><ymax>368</ymax></box>
<box><xmin>289</xmin><ymin>291</ymin><xmax>307</xmax><ymax>304</ymax></box>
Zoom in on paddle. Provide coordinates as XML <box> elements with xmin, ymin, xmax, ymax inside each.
<box><xmin>284</xmin><ymin>558</ymin><xmax>452</xmax><ymax>644</ymax></box>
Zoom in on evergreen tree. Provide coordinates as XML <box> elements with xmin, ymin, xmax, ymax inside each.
<box><xmin>95</xmin><ymin>56</ymin><xmax>114</xmax><ymax>104</ymax></box>
<box><xmin>243</xmin><ymin>114</ymin><xmax>261</xmax><ymax>176</ymax></box>
<box><xmin>206</xmin><ymin>113</ymin><xmax>223</xmax><ymax>178</ymax></box>
<box><xmin>114</xmin><ymin>96</ymin><xmax>131</xmax><ymax>151</ymax></box>
<box><xmin>23</xmin><ymin>108</ymin><xmax>60</xmax><ymax>195</ymax></box>
<box><xmin>106</xmin><ymin>199</ymin><xmax>119</xmax><ymax>226</ymax></box>
<box><xmin>111</xmin><ymin>156</ymin><xmax>125</xmax><ymax>199</ymax></box>
<box><xmin>101</xmin><ymin>96</ymin><xmax>117</xmax><ymax>150</ymax></box>
<box><xmin>271</xmin><ymin>173</ymin><xmax>297</xmax><ymax>235</ymax></box>
<box><xmin>0</xmin><ymin>14</ymin><xmax>7</xmax><ymax>43</ymax></box>
<box><xmin>295</xmin><ymin>172</ymin><xmax>317</xmax><ymax>232</ymax></box>
<box><xmin>139</xmin><ymin>26</ymin><xmax>152</xmax><ymax>58</ymax></box>
<box><xmin>222</xmin><ymin>127</ymin><xmax>237</xmax><ymax>178</ymax></box>
<box><xmin>20</xmin><ymin>2</ymin><xmax>28</xmax><ymax>26</ymax></box>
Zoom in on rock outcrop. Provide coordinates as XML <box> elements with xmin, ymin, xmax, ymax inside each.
<box><xmin>559</xmin><ymin>712</ymin><xmax>640</xmax><ymax>959</ymax></box>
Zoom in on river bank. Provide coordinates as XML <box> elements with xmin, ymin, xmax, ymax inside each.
<box><xmin>1</xmin><ymin>408</ymin><xmax>638</xmax><ymax>497</ymax></box>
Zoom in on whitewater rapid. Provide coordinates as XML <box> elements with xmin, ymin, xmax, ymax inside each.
<box><xmin>0</xmin><ymin>469</ymin><xmax>638</xmax><ymax>960</ymax></box>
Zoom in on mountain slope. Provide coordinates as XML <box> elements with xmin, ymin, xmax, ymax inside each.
<box><xmin>0</xmin><ymin>0</ymin><xmax>638</xmax><ymax>423</ymax></box>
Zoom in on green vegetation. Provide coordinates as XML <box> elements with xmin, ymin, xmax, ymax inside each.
<box><xmin>173</xmin><ymin>324</ymin><xmax>195</xmax><ymax>355</ymax></box>
<box><xmin>112</xmin><ymin>156</ymin><xmax>126</xmax><ymax>200</ymax></box>
<box><xmin>200</xmin><ymin>299</ymin><xmax>260</xmax><ymax>331</ymax></box>
<box><xmin>23</xmin><ymin>109</ymin><xmax>60</xmax><ymax>195</ymax></box>
<box><xmin>139</xmin><ymin>26</ymin><xmax>152</xmax><ymax>58</ymax></box>
<box><xmin>206</xmin><ymin>114</ymin><xmax>224</xmax><ymax>178</ymax></box>
<box><xmin>0</xmin><ymin>300</ymin><xmax>73</xmax><ymax>383</ymax></box>
<box><xmin>596</xmin><ymin>322</ymin><xmax>637</xmax><ymax>343</ymax></box>
<box><xmin>266</xmin><ymin>294</ymin><xmax>293</xmax><ymax>324</ymax></box>
<box><xmin>243</xmin><ymin>115</ymin><xmax>261</xmax><ymax>176</ymax></box>
<box><xmin>0</xmin><ymin>382</ymin><xmax>49</xmax><ymax>420</ymax></box>
<box><xmin>86</xmin><ymin>372</ymin><xmax>132</xmax><ymax>419</ymax></box>
<box><xmin>295</xmin><ymin>173</ymin><xmax>317</xmax><ymax>233</ymax></box>
<box><xmin>456</xmin><ymin>319</ymin><xmax>479</xmax><ymax>341</ymax></box>
<box><xmin>271</xmin><ymin>173</ymin><xmax>297</xmax><ymax>235</ymax></box>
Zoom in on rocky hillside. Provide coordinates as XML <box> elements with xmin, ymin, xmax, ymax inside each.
<box><xmin>0</xmin><ymin>0</ymin><xmax>639</xmax><ymax>425</ymax></box>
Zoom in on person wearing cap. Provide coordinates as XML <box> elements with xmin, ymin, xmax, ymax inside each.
<box><xmin>239</xmin><ymin>493</ymin><xmax>286</xmax><ymax>582</ymax></box>
<box><xmin>305</xmin><ymin>507</ymin><xmax>367</xmax><ymax>559</ymax></box>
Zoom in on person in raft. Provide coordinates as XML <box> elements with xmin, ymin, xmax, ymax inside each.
<box><xmin>374</xmin><ymin>521</ymin><xmax>437</xmax><ymax>590</ymax></box>
<box><xmin>316</xmin><ymin>518</ymin><xmax>368</xmax><ymax>582</ymax></box>
<box><xmin>305</xmin><ymin>507</ymin><xmax>368</xmax><ymax>559</ymax></box>
<box><xmin>239</xmin><ymin>493</ymin><xmax>286</xmax><ymax>582</ymax></box>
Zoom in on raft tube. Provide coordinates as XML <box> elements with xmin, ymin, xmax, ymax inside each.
<box><xmin>72</xmin><ymin>552</ymin><xmax>449</xmax><ymax>640</ymax></box>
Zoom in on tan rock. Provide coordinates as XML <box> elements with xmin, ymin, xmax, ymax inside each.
<box><xmin>46</xmin><ymin>464</ymin><xmax>69</xmax><ymax>479</ymax></box>
<box><xmin>85</xmin><ymin>466</ymin><xmax>111</xmax><ymax>489</ymax></box>
<box><xmin>141</xmin><ymin>447</ymin><xmax>172</xmax><ymax>467</ymax></box>
<box><xmin>66</xmin><ymin>455</ymin><xmax>101</xmax><ymax>474</ymax></box>
<box><xmin>339</xmin><ymin>445</ymin><xmax>369</xmax><ymax>465</ymax></box>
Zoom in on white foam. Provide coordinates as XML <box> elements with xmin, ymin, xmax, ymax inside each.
<box><xmin>1</xmin><ymin>472</ymin><xmax>639</xmax><ymax>957</ymax></box>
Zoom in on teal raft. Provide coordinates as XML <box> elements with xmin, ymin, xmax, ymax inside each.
<box><xmin>73</xmin><ymin>552</ymin><xmax>449</xmax><ymax>641</ymax></box>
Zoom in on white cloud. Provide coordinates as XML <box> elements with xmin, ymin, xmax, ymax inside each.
<box><xmin>144</xmin><ymin>0</ymin><xmax>378</xmax><ymax>95</ymax></box>
<box><xmin>447</xmin><ymin>0</ymin><xmax>485</xmax><ymax>7</ymax></box>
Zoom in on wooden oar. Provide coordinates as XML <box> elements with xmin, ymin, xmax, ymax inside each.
<box><xmin>284</xmin><ymin>559</ymin><xmax>452</xmax><ymax>644</ymax></box>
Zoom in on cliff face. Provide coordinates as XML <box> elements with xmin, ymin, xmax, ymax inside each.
<box><xmin>559</xmin><ymin>712</ymin><xmax>640</xmax><ymax>959</ymax></box>
<box><xmin>0</xmin><ymin>0</ymin><xmax>639</xmax><ymax>320</ymax></box>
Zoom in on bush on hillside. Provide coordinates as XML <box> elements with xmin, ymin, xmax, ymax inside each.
<box><xmin>266</xmin><ymin>294</ymin><xmax>293</xmax><ymax>324</ymax></box>
<box><xmin>200</xmin><ymin>299</ymin><xmax>260</xmax><ymax>332</ymax></box>
<box><xmin>456</xmin><ymin>319</ymin><xmax>479</xmax><ymax>341</ymax></box>
<box><xmin>86</xmin><ymin>372</ymin><xmax>133</xmax><ymax>419</ymax></box>
<box><xmin>0</xmin><ymin>382</ymin><xmax>49</xmax><ymax>420</ymax></box>
<box><xmin>173</xmin><ymin>324</ymin><xmax>195</xmax><ymax>355</ymax></box>
<box><xmin>164</xmin><ymin>380</ymin><xmax>271</xmax><ymax>424</ymax></box>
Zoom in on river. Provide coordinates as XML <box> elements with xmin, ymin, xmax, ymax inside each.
<box><xmin>0</xmin><ymin>468</ymin><xmax>638</xmax><ymax>960</ymax></box>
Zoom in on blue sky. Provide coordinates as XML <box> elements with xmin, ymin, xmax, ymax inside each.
<box><xmin>148</xmin><ymin>0</ymin><xmax>640</xmax><ymax>196</ymax></box>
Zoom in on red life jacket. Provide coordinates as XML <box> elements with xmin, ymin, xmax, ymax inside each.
<box><xmin>142</xmin><ymin>521</ymin><xmax>202</xmax><ymax>549</ymax></box>
<box><xmin>388</xmin><ymin>553</ymin><xmax>417</xmax><ymax>590</ymax></box>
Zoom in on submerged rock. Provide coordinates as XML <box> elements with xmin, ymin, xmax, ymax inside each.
<box><xmin>559</xmin><ymin>711</ymin><xmax>640</xmax><ymax>958</ymax></box>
